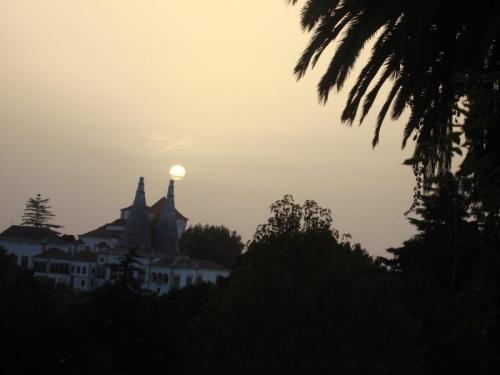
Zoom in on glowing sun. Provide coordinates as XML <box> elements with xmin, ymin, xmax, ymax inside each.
<box><xmin>169</xmin><ymin>165</ymin><xmax>186</xmax><ymax>180</ymax></box>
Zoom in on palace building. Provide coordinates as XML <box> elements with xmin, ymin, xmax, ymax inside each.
<box><xmin>0</xmin><ymin>176</ymin><xmax>229</xmax><ymax>294</ymax></box>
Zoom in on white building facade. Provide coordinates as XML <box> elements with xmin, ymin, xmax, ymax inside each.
<box><xmin>0</xmin><ymin>176</ymin><xmax>230</xmax><ymax>295</ymax></box>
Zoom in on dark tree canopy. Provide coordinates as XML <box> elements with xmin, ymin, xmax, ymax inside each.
<box><xmin>382</xmin><ymin>173</ymin><xmax>497</xmax><ymax>374</ymax></box>
<box><xmin>252</xmin><ymin>194</ymin><xmax>334</xmax><ymax>240</ymax></box>
<box><xmin>21</xmin><ymin>193</ymin><xmax>63</xmax><ymax>229</ymax></box>
<box><xmin>107</xmin><ymin>248</ymin><xmax>146</xmax><ymax>294</ymax></box>
<box><xmin>2</xmin><ymin>190</ymin><xmax>500</xmax><ymax>374</ymax></box>
<box><xmin>180</xmin><ymin>224</ymin><xmax>243</xmax><ymax>268</ymax></box>
<box><xmin>387</xmin><ymin>173</ymin><xmax>481</xmax><ymax>291</ymax></box>
<box><xmin>290</xmin><ymin>0</ymin><xmax>500</xmax><ymax>186</ymax></box>
<box><xmin>188</xmin><ymin>196</ymin><xmax>420</xmax><ymax>374</ymax></box>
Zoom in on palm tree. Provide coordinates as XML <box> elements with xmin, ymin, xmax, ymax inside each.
<box><xmin>289</xmin><ymin>1</ymin><xmax>500</xmax><ymax>184</ymax></box>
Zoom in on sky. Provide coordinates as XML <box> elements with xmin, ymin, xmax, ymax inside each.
<box><xmin>0</xmin><ymin>0</ymin><xmax>417</xmax><ymax>256</ymax></box>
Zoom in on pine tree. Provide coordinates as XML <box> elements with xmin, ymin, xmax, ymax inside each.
<box><xmin>107</xmin><ymin>248</ymin><xmax>145</xmax><ymax>294</ymax></box>
<box><xmin>21</xmin><ymin>194</ymin><xmax>63</xmax><ymax>229</ymax></box>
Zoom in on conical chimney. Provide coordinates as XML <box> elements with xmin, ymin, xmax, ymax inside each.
<box><xmin>154</xmin><ymin>179</ymin><xmax>179</xmax><ymax>256</ymax></box>
<box><xmin>121</xmin><ymin>177</ymin><xmax>151</xmax><ymax>250</ymax></box>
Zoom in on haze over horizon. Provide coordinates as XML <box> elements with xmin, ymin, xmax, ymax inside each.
<box><xmin>0</xmin><ymin>0</ymin><xmax>416</xmax><ymax>256</ymax></box>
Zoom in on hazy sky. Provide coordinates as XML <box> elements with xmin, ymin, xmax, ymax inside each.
<box><xmin>0</xmin><ymin>0</ymin><xmax>417</xmax><ymax>256</ymax></box>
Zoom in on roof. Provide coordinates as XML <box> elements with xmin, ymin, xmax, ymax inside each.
<box><xmin>102</xmin><ymin>246</ymin><xmax>155</xmax><ymax>257</ymax></box>
<box><xmin>0</xmin><ymin>225</ymin><xmax>62</xmax><ymax>242</ymax></box>
<box><xmin>72</xmin><ymin>250</ymin><xmax>97</xmax><ymax>262</ymax></box>
<box><xmin>31</xmin><ymin>247</ymin><xmax>228</xmax><ymax>271</ymax></box>
<box><xmin>80</xmin><ymin>196</ymin><xmax>188</xmax><ymax>239</ymax></box>
<box><xmin>153</xmin><ymin>256</ymin><xmax>228</xmax><ymax>272</ymax></box>
<box><xmin>95</xmin><ymin>242</ymin><xmax>111</xmax><ymax>248</ymax></box>
<box><xmin>79</xmin><ymin>224</ymin><xmax>123</xmax><ymax>239</ymax></box>
<box><xmin>94</xmin><ymin>248</ymin><xmax>227</xmax><ymax>271</ymax></box>
<box><xmin>121</xmin><ymin>197</ymin><xmax>188</xmax><ymax>221</ymax></box>
<box><xmin>34</xmin><ymin>248</ymin><xmax>73</xmax><ymax>261</ymax></box>
<box><xmin>107</xmin><ymin>218</ymin><xmax>126</xmax><ymax>227</ymax></box>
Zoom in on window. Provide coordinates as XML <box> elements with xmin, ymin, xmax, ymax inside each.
<box><xmin>77</xmin><ymin>266</ymin><xmax>80</xmax><ymax>274</ymax></box>
<box><xmin>100</xmin><ymin>257</ymin><xmax>105</xmax><ymax>263</ymax></box>
<box><xmin>196</xmin><ymin>276</ymin><xmax>203</xmax><ymax>285</ymax></box>
<box><xmin>82</xmin><ymin>267</ymin><xmax>86</xmax><ymax>275</ymax></box>
<box><xmin>186</xmin><ymin>276</ymin><xmax>193</xmax><ymax>286</ymax></box>
<box><xmin>156</xmin><ymin>288</ymin><xmax>160</xmax><ymax>294</ymax></box>
<box><xmin>152</xmin><ymin>272</ymin><xmax>157</xmax><ymax>283</ymax></box>
<box><xmin>49</xmin><ymin>263</ymin><xmax>68</xmax><ymax>274</ymax></box>
<box><xmin>91</xmin><ymin>267</ymin><xmax>95</xmax><ymax>276</ymax></box>
<box><xmin>90</xmin><ymin>280</ymin><xmax>94</xmax><ymax>288</ymax></box>
<box><xmin>21</xmin><ymin>256</ymin><xmax>29</xmax><ymax>269</ymax></box>
<box><xmin>81</xmin><ymin>279</ymin><xmax>86</xmax><ymax>287</ymax></box>
<box><xmin>71</xmin><ymin>265</ymin><xmax>74</xmax><ymax>273</ymax></box>
<box><xmin>163</xmin><ymin>273</ymin><xmax>169</xmax><ymax>284</ymax></box>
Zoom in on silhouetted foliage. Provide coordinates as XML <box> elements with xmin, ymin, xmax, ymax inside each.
<box><xmin>56</xmin><ymin>282</ymin><xmax>214</xmax><ymax>374</ymax></box>
<box><xmin>383</xmin><ymin>173</ymin><xmax>500</xmax><ymax>374</ymax></box>
<box><xmin>289</xmin><ymin>0</ymin><xmax>500</xmax><ymax>208</ymax></box>
<box><xmin>388</xmin><ymin>173</ymin><xmax>481</xmax><ymax>291</ymax></box>
<box><xmin>21</xmin><ymin>193</ymin><xmax>63</xmax><ymax>229</ymax></box>
<box><xmin>188</xmin><ymin>196</ymin><xmax>421</xmax><ymax>374</ymax></box>
<box><xmin>180</xmin><ymin>224</ymin><xmax>243</xmax><ymax>268</ymax></box>
<box><xmin>3</xmin><ymin>188</ymin><xmax>500</xmax><ymax>374</ymax></box>
<box><xmin>0</xmin><ymin>247</ymin><xmax>215</xmax><ymax>375</ymax></box>
<box><xmin>0</xmin><ymin>247</ymin><xmax>73</xmax><ymax>374</ymax></box>
<box><xmin>106</xmin><ymin>248</ymin><xmax>145</xmax><ymax>294</ymax></box>
<box><xmin>287</xmin><ymin>7</ymin><xmax>500</xmax><ymax>370</ymax></box>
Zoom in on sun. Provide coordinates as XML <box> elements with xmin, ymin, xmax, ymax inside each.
<box><xmin>169</xmin><ymin>165</ymin><xmax>186</xmax><ymax>180</ymax></box>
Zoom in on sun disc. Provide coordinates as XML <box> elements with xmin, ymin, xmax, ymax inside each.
<box><xmin>169</xmin><ymin>165</ymin><xmax>186</xmax><ymax>180</ymax></box>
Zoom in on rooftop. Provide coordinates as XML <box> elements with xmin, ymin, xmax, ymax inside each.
<box><xmin>79</xmin><ymin>224</ymin><xmax>123</xmax><ymax>239</ymax></box>
<box><xmin>0</xmin><ymin>225</ymin><xmax>64</xmax><ymax>242</ymax></box>
<box><xmin>72</xmin><ymin>250</ymin><xmax>97</xmax><ymax>262</ymax></box>
<box><xmin>34</xmin><ymin>248</ymin><xmax>73</xmax><ymax>261</ymax></box>
<box><xmin>121</xmin><ymin>197</ymin><xmax>188</xmax><ymax>220</ymax></box>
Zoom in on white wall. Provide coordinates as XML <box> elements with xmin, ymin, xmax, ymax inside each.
<box><xmin>79</xmin><ymin>237</ymin><xmax>118</xmax><ymax>249</ymax></box>
<box><xmin>1</xmin><ymin>241</ymin><xmax>230</xmax><ymax>295</ymax></box>
<box><xmin>146</xmin><ymin>264</ymin><xmax>229</xmax><ymax>295</ymax></box>
<box><xmin>0</xmin><ymin>239</ymin><xmax>41</xmax><ymax>267</ymax></box>
<box><xmin>177</xmin><ymin>218</ymin><xmax>187</xmax><ymax>239</ymax></box>
<box><xmin>71</xmin><ymin>260</ymin><xmax>94</xmax><ymax>290</ymax></box>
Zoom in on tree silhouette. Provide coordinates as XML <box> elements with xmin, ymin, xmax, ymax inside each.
<box><xmin>180</xmin><ymin>224</ymin><xmax>243</xmax><ymax>268</ymax></box>
<box><xmin>188</xmin><ymin>196</ymin><xmax>420</xmax><ymax>374</ymax></box>
<box><xmin>381</xmin><ymin>173</ymin><xmax>499</xmax><ymax>374</ymax></box>
<box><xmin>289</xmin><ymin>1</ymin><xmax>500</xmax><ymax>187</ymax></box>
<box><xmin>21</xmin><ymin>193</ymin><xmax>63</xmax><ymax>229</ymax></box>
<box><xmin>251</xmin><ymin>194</ymin><xmax>336</xmax><ymax>243</ymax></box>
<box><xmin>107</xmin><ymin>248</ymin><xmax>145</xmax><ymax>294</ymax></box>
<box><xmin>387</xmin><ymin>173</ymin><xmax>481</xmax><ymax>292</ymax></box>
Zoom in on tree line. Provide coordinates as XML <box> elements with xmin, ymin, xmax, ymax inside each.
<box><xmin>1</xmin><ymin>185</ymin><xmax>499</xmax><ymax>374</ymax></box>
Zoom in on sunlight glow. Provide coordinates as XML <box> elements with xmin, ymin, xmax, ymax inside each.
<box><xmin>169</xmin><ymin>165</ymin><xmax>186</xmax><ymax>180</ymax></box>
